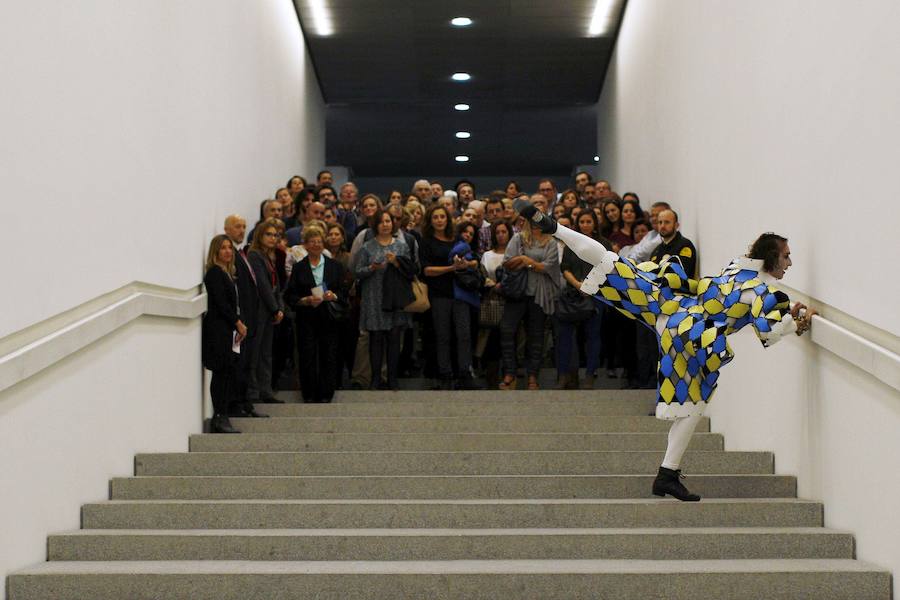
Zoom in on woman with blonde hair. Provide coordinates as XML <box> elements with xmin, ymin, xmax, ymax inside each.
<box><xmin>202</xmin><ymin>235</ymin><xmax>247</xmax><ymax>433</ymax></box>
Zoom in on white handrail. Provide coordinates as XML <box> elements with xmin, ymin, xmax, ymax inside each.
<box><xmin>0</xmin><ymin>282</ymin><xmax>206</xmax><ymax>394</ymax></box>
<box><xmin>809</xmin><ymin>315</ymin><xmax>900</xmax><ymax>393</ymax></box>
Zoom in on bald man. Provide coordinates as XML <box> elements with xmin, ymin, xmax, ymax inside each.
<box><xmin>413</xmin><ymin>179</ymin><xmax>431</xmax><ymax>204</ymax></box>
<box><xmin>223</xmin><ymin>215</ymin><xmax>265</xmax><ymax>418</ymax></box>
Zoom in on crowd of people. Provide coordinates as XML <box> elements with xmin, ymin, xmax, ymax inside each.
<box><xmin>201</xmin><ymin>170</ymin><xmax>699</xmax><ymax>433</ymax></box>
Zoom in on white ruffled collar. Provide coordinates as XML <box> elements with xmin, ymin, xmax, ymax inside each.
<box><xmin>732</xmin><ymin>255</ymin><xmax>777</xmax><ymax>285</ymax></box>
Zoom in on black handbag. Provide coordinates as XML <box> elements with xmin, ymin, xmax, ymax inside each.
<box><xmin>455</xmin><ymin>263</ymin><xmax>486</xmax><ymax>292</ymax></box>
<box><xmin>556</xmin><ymin>286</ymin><xmax>597</xmax><ymax>323</ymax></box>
<box><xmin>496</xmin><ymin>265</ymin><xmax>527</xmax><ymax>300</ymax></box>
<box><xmin>326</xmin><ymin>296</ymin><xmax>350</xmax><ymax>321</ymax></box>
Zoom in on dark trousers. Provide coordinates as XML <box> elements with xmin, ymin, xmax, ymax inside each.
<box><xmin>247</xmin><ymin>306</ymin><xmax>274</xmax><ymax>401</ymax></box>
<box><xmin>500</xmin><ymin>296</ymin><xmax>546</xmax><ymax>376</ymax></box>
<box><xmin>296</xmin><ymin>320</ymin><xmax>338</xmax><ymax>402</ymax></box>
<box><xmin>430</xmin><ymin>296</ymin><xmax>472</xmax><ymax>378</ymax></box>
<box><xmin>634</xmin><ymin>321</ymin><xmax>659</xmax><ymax>387</ymax></box>
<box><xmin>557</xmin><ymin>308</ymin><xmax>603</xmax><ymax>375</ymax></box>
<box><xmin>271</xmin><ymin>313</ymin><xmax>294</xmax><ymax>389</ymax></box>
<box><xmin>210</xmin><ymin>365</ymin><xmax>237</xmax><ymax>416</ymax></box>
<box><xmin>369</xmin><ymin>326</ymin><xmax>403</xmax><ymax>388</ymax></box>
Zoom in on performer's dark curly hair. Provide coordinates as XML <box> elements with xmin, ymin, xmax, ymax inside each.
<box><xmin>748</xmin><ymin>233</ymin><xmax>788</xmax><ymax>272</ymax></box>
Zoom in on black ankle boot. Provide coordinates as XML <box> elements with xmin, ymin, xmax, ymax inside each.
<box><xmin>211</xmin><ymin>415</ymin><xmax>240</xmax><ymax>434</ymax></box>
<box><xmin>652</xmin><ymin>466</ymin><xmax>701</xmax><ymax>502</ymax></box>
<box><xmin>518</xmin><ymin>205</ymin><xmax>558</xmax><ymax>234</ymax></box>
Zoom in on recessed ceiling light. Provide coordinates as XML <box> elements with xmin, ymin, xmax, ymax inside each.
<box><xmin>455</xmin><ymin>155</ymin><xmax>470</xmax><ymax>162</ymax></box>
<box><xmin>451</xmin><ymin>72</ymin><xmax>471</xmax><ymax>82</ymax></box>
<box><xmin>455</xmin><ymin>131</ymin><xmax>471</xmax><ymax>139</ymax></box>
<box><xmin>589</xmin><ymin>0</ymin><xmax>616</xmax><ymax>36</ymax></box>
<box><xmin>454</xmin><ymin>103</ymin><xmax>470</xmax><ymax>111</ymax></box>
<box><xmin>594</xmin><ymin>155</ymin><xmax>600</xmax><ymax>162</ymax></box>
<box><xmin>309</xmin><ymin>0</ymin><xmax>334</xmax><ymax>36</ymax></box>
<box><xmin>451</xmin><ymin>17</ymin><xmax>473</xmax><ymax>27</ymax></box>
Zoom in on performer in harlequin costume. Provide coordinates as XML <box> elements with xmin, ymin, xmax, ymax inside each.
<box><xmin>520</xmin><ymin>205</ymin><xmax>815</xmax><ymax>501</ymax></box>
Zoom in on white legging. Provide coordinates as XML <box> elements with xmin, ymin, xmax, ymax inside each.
<box><xmin>661</xmin><ymin>414</ymin><xmax>702</xmax><ymax>470</ymax></box>
<box><xmin>550</xmin><ymin>222</ymin><xmax>701</xmax><ymax>471</ymax></box>
<box><xmin>553</xmin><ymin>225</ymin><xmax>617</xmax><ymax>266</ymax></box>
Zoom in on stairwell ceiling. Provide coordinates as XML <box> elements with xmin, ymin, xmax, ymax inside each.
<box><xmin>293</xmin><ymin>0</ymin><xmax>627</xmax><ymax>178</ymax></box>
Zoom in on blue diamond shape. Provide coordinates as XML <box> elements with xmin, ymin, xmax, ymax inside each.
<box><xmin>687</xmin><ymin>357</ymin><xmax>700</xmax><ymax>376</ymax></box>
<box><xmin>712</xmin><ymin>335</ymin><xmax>726</xmax><ymax>354</ymax></box>
<box><xmin>724</xmin><ymin>290</ymin><xmax>742</xmax><ymax>306</ymax></box>
<box><xmin>606</xmin><ymin>274</ymin><xmax>626</xmax><ymax>289</ymax></box>
<box><xmin>659</xmin><ymin>355</ymin><xmax>674</xmax><ymax>377</ymax></box>
<box><xmin>672</xmin><ymin>336</ymin><xmax>685</xmax><ymax>352</ymax></box>
<box><xmin>675</xmin><ymin>380</ymin><xmax>689</xmax><ymax>401</ymax></box>
<box><xmin>734</xmin><ymin>270</ymin><xmax>756</xmax><ymax>283</ymax></box>
<box><xmin>667</xmin><ymin>312</ymin><xmax>687</xmax><ymax>329</ymax></box>
<box><xmin>647</xmin><ymin>301</ymin><xmax>660</xmax><ymax>314</ymax></box>
<box><xmin>689</xmin><ymin>321</ymin><xmax>706</xmax><ymax>340</ymax></box>
<box><xmin>755</xmin><ymin>317</ymin><xmax>771</xmax><ymax>332</ymax></box>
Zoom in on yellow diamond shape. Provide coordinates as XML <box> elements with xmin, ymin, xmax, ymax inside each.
<box><xmin>627</xmin><ymin>289</ymin><xmax>649</xmax><ymax>306</ymax></box>
<box><xmin>726</xmin><ymin>303</ymin><xmax>750</xmax><ymax>318</ymax></box>
<box><xmin>614</xmin><ymin>262</ymin><xmax>636</xmax><ymax>279</ymax></box>
<box><xmin>706</xmin><ymin>353</ymin><xmax>722</xmax><ymax>372</ymax></box>
<box><xmin>659</xmin><ymin>379</ymin><xmax>676</xmax><ymax>403</ymax></box>
<box><xmin>697</xmin><ymin>279</ymin><xmax>710</xmax><ymax>295</ymax></box>
<box><xmin>660</xmin><ymin>300</ymin><xmax>680</xmax><ymax>315</ymax></box>
<box><xmin>617</xmin><ymin>308</ymin><xmax>635</xmax><ymax>320</ymax></box>
<box><xmin>601</xmin><ymin>287</ymin><xmax>621</xmax><ymax>302</ymax></box>
<box><xmin>686</xmin><ymin>279</ymin><xmax>698</xmax><ymax>294</ymax></box>
<box><xmin>677</xmin><ymin>316</ymin><xmax>694</xmax><ymax>335</ymax></box>
<box><xmin>750</xmin><ymin>296</ymin><xmax>764</xmax><ymax>317</ymax></box>
<box><xmin>719</xmin><ymin>281</ymin><xmax>734</xmax><ymax>295</ymax></box>
<box><xmin>688</xmin><ymin>305</ymin><xmax>704</xmax><ymax>314</ymax></box>
<box><xmin>660</xmin><ymin>328</ymin><xmax>674</xmax><ymax>351</ymax></box>
<box><xmin>703</xmin><ymin>299</ymin><xmax>725</xmax><ymax>314</ymax></box>
<box><xmin>689</xmin><ymin>378</ymin><xmax>702</xmax><ymax>402</ymax></box>
<box><xmin>641</xmin><ymin>312</ymin><xmax>657</xmax><ymax>326</ymax></box>
<box><xmin>740</xmin><ymin>278</ymin><xmax>762</xmax><ymax>290</ymax></box>
<box><xmin>665</xmin><ymin>273</ymin><xmax>682</xmax><ymax>288</ymax></box>
<box><xmin>766</xmin><ymin>309</ymin><xmax>783</xmax><ymax>321</ymax></box>
<box><xmin>674</xmin><ymin>355</ymin><xmax>688</xmax><ymax>377</ymax></box>
<box><xmin>700</xmin><ymin>327</ymin><xmax>717</xmax><ymax>348</ymax></box>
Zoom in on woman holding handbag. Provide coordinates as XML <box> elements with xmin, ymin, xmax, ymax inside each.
<box><xmin>557</xmin><ymin>210</ymin><xmax>611</xmax><ymax>389</ymax></box>
<box><xmin>477</xmin><ymin>220</ymin><xmax>512</xmax><ymax>389</ymax></box>
<box><xmin>284</xmin><ymin>227</ymin><xmax>347</xmax><ymax>403</ymax></box>
<box><xmin>355</xmin><ymin>210</ymin><xmax>413</xmax><ymax>390</ymax></box>
<box><xmin>421</xmin><ymin>205</ymin><xmax>479</xmax><ymax>390</ymax></box>
<box><xmin>499</xmin><ymin>212</ymin><xmax>560</xmax><ymax>390</ymax></box>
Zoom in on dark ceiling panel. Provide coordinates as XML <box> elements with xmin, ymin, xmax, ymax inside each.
<box><xmin>294</xmin><ymin>0</ymin><xmax>626</xmax><ymax>177</ymax></box>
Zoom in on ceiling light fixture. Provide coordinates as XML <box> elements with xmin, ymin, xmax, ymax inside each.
<box><xmin>308</xmin><ymin>0</ymin><xmax>334</xmax><ymax>36</ymax></box>
<box><xmin>588</xmin><ymin>0</ymin><xmax>616</xmax><ymax>36</ymax></box>
<box><xmin>451</xmin><ymin>72</ymin><xmax>471</xmax><ymax>82</ymax></box>
<box><xmin>455</xmin><ymin>155</ymin><xmax>470</xmax><ymax>162</ymax></box>
<box><xmin>455</xmin><ymin>131</ymin><xmax>471</xmax><ymax>139</ymax></box>
<box><xmin>594</xmin><ymin>155</ymin><xmax>600</xmax><ymax>162</ymax></box>
<box><xmin>451</xmin><ymin>17</ymin><xmax>473</xmax><ymax>27</ymax></box>
<box><xmin>454</xmin><ymin>103</ymin><xmax>470</xmax><ymax>111</ymax></box>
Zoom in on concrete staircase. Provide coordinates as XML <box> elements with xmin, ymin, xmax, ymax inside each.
<box><xmin>7</xmin><ymin>389</ymin><xmax>891</xmax><ymax>599</ymax></box>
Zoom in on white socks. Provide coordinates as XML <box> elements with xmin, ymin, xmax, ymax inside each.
<box><xmin>661</xmin><ymin>414</ymin><xmax>702</xmax><ymax>470</ymax></box>
<box><xmin>552</xmin><ymin>226</ymin><xmax>620</xmax><ymax>294</ymax></box>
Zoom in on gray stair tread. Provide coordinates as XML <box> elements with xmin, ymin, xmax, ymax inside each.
<box><xmin>89</xmin><ymin>497</ymin><xmax>819</xmax><ymax>506</ymax></box>
<box><xmin>56</xmin><ymin>527</ymin><xmax>849</xmax><ymax>537</ymax></box>
<box><xmin>15</xmin><ymin>558</ymin><xmax>887</xmax><ymax>575</ymax></box>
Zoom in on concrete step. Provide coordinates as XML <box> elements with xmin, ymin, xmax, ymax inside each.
<box><xmin>229</xmin><ymin>415</ymin><xmax>710</xmax><ymax>433</ymax></box>
<box><xmin>254</xmin><ymin>397</ymin><xmax>657</xmax><ymax>417</ymax></box>
<box><xmin>82</xmin><ymin>498</ymin><xmax>824</xmax><ymax>530</ymax></box>
<box><xmin>48</xmin><ymin>527</ymin><xmax>854</xmax><ymax>561</ymax></box>
<box><xmin>135</xmin><ymin>450</ymin><xmax>773</xmax><ymax>477</ymax></box>
<box><xmin>9</xmin><ymin>559</ymin><xmax>891</xmax><ymax>600</ymax></box>
<box><xmin>189</xmin><ymin>432</ymin><xmax>725</xmax><ymax>452</ymax></box>
<box><xmin>110</xmin><ymin>474</ymin><xmax>796</xmax><ymax>500</ymax></box>
<box><xmin>322</xmin><ymin>374</ymin><xmax>636</xmax><ymax>396</ymax></box>
<box><xmin>293</xmin><ymin>388</ymin><xmax>654</xmax><ymax>403</ymax></box>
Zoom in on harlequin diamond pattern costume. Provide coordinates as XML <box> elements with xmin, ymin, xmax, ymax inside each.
<box><xmin>519</xmin><ymin>204</ymin><xmax>802</xmax><ymax>502</ymax></box>
<box><xmin>588</xmin><ymin>254</ymin><xmax>796</xmax><ymax>420</ymax></box>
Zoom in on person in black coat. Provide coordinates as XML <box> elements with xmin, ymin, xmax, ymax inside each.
<box><xmin>202</xmin><ymin>235</ymin><xmax>248</xmax><ymax>433</ymax></box>
<box><xmin>223</xmin><ymin>215</ymin><xmax>266</xmax><ymax>418</ymax></box>
<box><xmin>284</xmin><ymin>227</ymin><xmax>347</xmax><ymax>403</ymax></box>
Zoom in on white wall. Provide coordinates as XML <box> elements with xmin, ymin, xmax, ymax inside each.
<box><xmin>598</xmin><ymin>0</ymin><xmax>900</xmax><ymax>591</ymax></box>
<box><xmin>0</xmin><ymin>0</ymin><xmax>326</xmax><ymax>338</ymax></box>
<box><xmin>0</xmin><ymin>1</ymin><xmax>324</xmax><ymax>596</ymax></box>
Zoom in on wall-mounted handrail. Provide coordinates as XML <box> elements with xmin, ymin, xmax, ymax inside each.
<box><xmin>0</xmin><ymin>282</ymin><xmax>206</xmax><ymax>395</ymax></box>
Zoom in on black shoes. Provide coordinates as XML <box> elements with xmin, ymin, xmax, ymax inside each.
<box><xmin>260</xmin><ymin>395</ymin><xmax>285</xmax><ymax>404</ymax></box>
<box><xmin>456</xmin><ymin>375</ymin><xmax>482</xmax><ymax>390</ymax></box>
<box><xmin>652</xmin><ymin>466</ymin><xmax>701</xmax><ymax>502</ymax></box>
<box><xmin>518</xmin><ymin>204</ymin><xmax>558</xmax><ymax>234</ymax></box>
<box><xmin>211</xmin><ymin>415</ymin><xmax>240</xmax><ymax>434</ymax></box>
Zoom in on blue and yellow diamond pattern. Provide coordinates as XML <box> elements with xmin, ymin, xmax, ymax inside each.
<box><xmin>591</xmin><ymin>257</ymin><xmax>793</xmax><ymax>417</ymax></box>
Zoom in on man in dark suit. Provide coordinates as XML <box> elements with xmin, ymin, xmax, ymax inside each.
<box><xmin>223</xmin><ymin>215</ymin><xmax>270</xmax><ymax>416</ymax></box>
